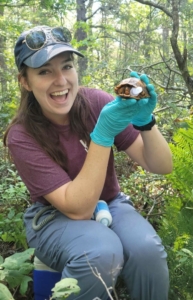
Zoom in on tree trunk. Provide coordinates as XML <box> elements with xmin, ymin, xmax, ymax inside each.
<box><xmin>0</xmin><ymin>6</ymin><xmax>7</xmax><ymax>96</ymax></box>
<box><xmin>170</xmin><ymin>0</ymin><xmax>193</xmax><ymax>102</ymax></box>
<box><xmin>75</xmin><ymin>0</ymin><xmax>88</xmax><ymax>84</ymax></box>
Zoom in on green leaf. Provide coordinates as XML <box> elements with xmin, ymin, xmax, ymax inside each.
<box><xmin>178</xmin><ymin>257</ymin><xmax>187</xmax><ymax>263</ymax></box>
<box><xmin>19</xmin><ymin>262</ymin><xmax>34</xmax><ymax>274</ymax></box>
<box><xmin>181</xmin><ymin>248</ymin><xmax>193</xmax><ymax>258</ymax></box>
<box><xmin>1</xmin><ymin>248</ymin><xmax>35</xmax><ymax>270</ymax></box>
<box><xmin>2</xmin><ymin>270</ymin><xmax>24</xmax><ymax>288</ymax></box>
<box><xmin>7</xmin><ymin>209</ymin><xmax>15</xmax><ymax>219</ymax></box>
<box><xmin>0</xmin><ymin>283</ymin><xmax>14</xmax><ymax>300</ymax></box>
<box><xmin>51</xmin><ymin>278</ymin><xmax>81</xmax><ymax>299</ymax></box>
<box><xmin>0</xmin><ymin>270</ymin><xmax>6</xmax><ymax>280</ymax></box>
<box><xmin>0</xmin><ymin>255</ymin><xmax>4</xmax><ymax>264</ymax></box>
<box><xmin>19</xmin><ymin>275</ymin><xmax>33</xmax><ymax>295</ymax></box>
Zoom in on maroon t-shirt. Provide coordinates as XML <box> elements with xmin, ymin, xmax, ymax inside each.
<box><xmin>7</xmin><ymin>88</ymin><xmax>139</xmax><ymax>204</ymax></box>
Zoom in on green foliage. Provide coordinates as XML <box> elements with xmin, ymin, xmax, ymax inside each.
<box><xmin>0</xmin><ymin>283</ymin><xmax>14</xmax><ymax>300</ymax></box>
<box><xmin>0</xmin><ymin>162</ymin><xmax>30</xmax><ymax>248</ymax></box>
<box><xmin>158</xmin><ymin>116</ymin><xmax>193</xmax><ymax>300</ymax></box>
<box><xmin>0</xmin><ymin>207</ymin><xmax>27</xmax><ymax>248</ymax></box>
<box><xmin>114</xmin><ymin>148</ymin><xmax>167</xmax><ymax>221</ymax></box>
<box><xmin>159</xmin><ymin>208</ymin><xmax>193</xmax><ymax>300</ymax></box>
<box><xmin>51</xmin><ymin>278</ymin><xmax>81</xmax><ymax>299</ymax></box>
<box><xmin>0</xmin><ymin>169</ymin><xmax>29</xmax><ymax>202</ymax></box>
<box><xmin>0</xmin><ymin>248</ymin><xmax>35</xmax><ymax>297</ymax></box>
<box><xmin>167</xmin><ymin>117</ymin><xmax>193</xmax><ymax>202</ymax></box>
<box><xmin>0</xmin><ymin>1</ymin><xmax>193</xmax><ymax>300</ymax></box>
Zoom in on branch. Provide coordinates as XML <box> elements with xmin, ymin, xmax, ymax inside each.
<box><xmin>146</xmin><ymin>197</ymin><xmax>157</xmax><ymax>220</ymax></box>
<box><xmin>85</xmin><ymin>7</ymin><xmax>102</xmax><ymax>21</ymax></box>
<box><xmin>133</xmin><ymin>0</ymin><xmax>172</xmax><ymax>18</ymax></box>
<box><xmin>146</xmin><ymin>191</ymin><xmax>165</xmax><ymax>220</ymax></box>
<box><xmin>86</xmin><ymin>0</ymin><xmax>93</xmax><ymax>9</ymax></box>
<box><xmin>115</xmin><ymin>66</ymin><xmax>184</xmax><ymax>90</ymax></box>
<box><xmin>114</xmin><ymin>58</ymin><xmax>180</xmax><ymax>78</ymax></box>
<box><xmin>0</xmin><ymin>4</ymin><xmax>25</xmax><ymax>6</ymax></box>
<box><xmin>126</xmin><ymin>59</ymin><xmax>174</xmax><ymax>73</ymax></box>
<box><xmin>85</xmin><ymin>256</ymin><xmax>114</xmax><ymax>299</ymax></box>
<box><xmin>146</xmin><ymin>212</ymin><xmax>164</xmax><ymax>217</ymax></box>
<box><xmin>90</xmin><ymin>25</ymin><xmax>159</xmax><ymax>38</ymax></box>
<box><xmin>90</xmin><ymin>24</ymin><xmax>132</xmax><ymax>35</ymax></box>
<box><xmin>84</xmin><ymin>252</ymin><xmax>122</xmax><ymax>300</ymax></box>
<box><xmin>159</xmin><ymin>50</ymin><xmax>181</xmax><ymax>76</ymax></box>
<box><xmin>0</xmin><ymin>1</ymin><xmax>28</xmax><ymax>7</ymax></box>
<box><xmin>155</xmin><ymin>104</ymin><xmax>189</xmax><ymax>113</ymax></box>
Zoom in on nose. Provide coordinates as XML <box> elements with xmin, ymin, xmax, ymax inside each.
<box><xmin>53</xmin><ymin>70</ymin><xmax>67</xmax><ymax>86</ymax></box>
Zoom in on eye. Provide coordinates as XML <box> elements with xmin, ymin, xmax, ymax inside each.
<box><xmin>38</xmin><ymin>69</ymin><xmax>50</xmax><ymax>75</ymax></box>
<box><xmin>63</xmin><ymin>63</ymin><xmax>73</xmax><ymax>70</ymax></box>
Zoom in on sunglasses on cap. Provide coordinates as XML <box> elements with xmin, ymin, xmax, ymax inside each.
<box><xmin>22</xmin><ymin>26</ymin><xmax>72</xmax><ymax>51</ymax></box>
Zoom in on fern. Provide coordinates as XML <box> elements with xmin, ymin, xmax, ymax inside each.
<box><xmin>159</xmin><ymin>117</ymin><xmax>193</xmax><ymax>300</ymax></box>
<box><xmin>167</xmin><ymin>117</ymin><xmax>193</xmax><ymax>204</ymax></box>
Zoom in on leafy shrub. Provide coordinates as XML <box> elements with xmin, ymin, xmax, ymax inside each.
<box><xmin>0</xmin><ymin>148</ymin><xmax>30</xmax><ymax>248</ymax></box>
<box><xmin>0</xmin><ymin>248</ymin><xmax>35</xmax><ymax>299</ymax></box>
<box><xmin>0</xmin><ymin>206</ymin><xmax>28</xmax><ymax>249</ymax></box>
<box><xmin>159</xmin><ymin>116</ymin><xmax>193</xmax><ymax>300</ymax></box>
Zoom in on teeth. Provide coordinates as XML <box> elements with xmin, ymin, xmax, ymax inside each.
<box><xmin>51</xmin><ymin>90</ymin><xmax>68</xmax><ymax>96</ymax></box>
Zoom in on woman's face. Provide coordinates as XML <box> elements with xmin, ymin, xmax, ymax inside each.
<box><xmin>21</xmin><ymin>52</ymin><xmax>79</xmax><ymax>125</ymax></box>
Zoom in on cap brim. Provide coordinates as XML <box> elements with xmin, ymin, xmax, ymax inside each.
<box><xmin>23</xmin><ymin>43</ymin><xmax>84</xmax><ymax>68</ymax></box>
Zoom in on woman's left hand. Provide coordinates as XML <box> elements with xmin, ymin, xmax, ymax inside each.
<box><xmin>129</xmin><ymin>71</ymin><xmax>157</xmax><ymax>127</ymax></box>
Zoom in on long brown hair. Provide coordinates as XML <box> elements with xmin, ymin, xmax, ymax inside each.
<box><xmin>3</xmin><ymin>64</ymin><xmax>91</xmax><ymax>172</ymax></box>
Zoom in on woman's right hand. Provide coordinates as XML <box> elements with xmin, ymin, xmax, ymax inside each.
<box><xmin>90</xmin><ymin>96</ymin><xmax>138</xmax><ymax>147</ymax></box>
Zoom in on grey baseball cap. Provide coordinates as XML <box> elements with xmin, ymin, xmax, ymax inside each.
<box><xmin>14</xmin><ymin>25</ymin><xmax>84</xmax><ymax>71</ymax></box>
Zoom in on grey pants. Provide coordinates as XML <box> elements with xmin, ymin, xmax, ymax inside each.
<box><xmin>24</xmin><ymin>193</ymin><xmax>169</xmax><ymax>300</ymax></box>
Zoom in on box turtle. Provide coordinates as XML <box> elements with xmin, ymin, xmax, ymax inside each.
<box><xmin>114</xmin><ymin>77</ymin><xmax>149</xmax><ymax>100</ymax></box>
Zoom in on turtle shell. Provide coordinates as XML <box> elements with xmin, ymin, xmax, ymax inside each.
<box><xmin>114</xmin><ymin>77</ymin><xmax>150</xmax><ymax>100</ymax></box>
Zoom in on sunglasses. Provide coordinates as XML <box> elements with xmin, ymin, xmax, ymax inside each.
<box><xmin>22</xmin><ymin>27</ymin><xmax>72</xmax><ymax>51</ymax></box>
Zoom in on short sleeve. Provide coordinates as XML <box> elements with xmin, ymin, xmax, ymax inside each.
<box><xmin>7</xmin><ymin>125</ymin><xmax>71</xmax><ymax>201</ymax></box>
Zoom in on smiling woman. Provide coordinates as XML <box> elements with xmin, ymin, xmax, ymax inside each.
<box><xmin>3</xmin><ymin>24</ymin><xmax>172</xmax><ymax>300</ymax></box>
<box><xmin>20</xmin><ymin>53</ymin><xmax>79</xmax><ymax>125</ymax></box>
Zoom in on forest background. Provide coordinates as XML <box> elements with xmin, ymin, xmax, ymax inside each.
<box><xmin>0</xmin><ymin>0</ymin><xmax>193</xmax><ymax>299</ymax></box>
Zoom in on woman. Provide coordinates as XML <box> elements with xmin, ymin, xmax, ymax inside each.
<box><xmin>4</xmin><ymin>25</ymin><xmax>172</xmax><ymax>300</ymax></box>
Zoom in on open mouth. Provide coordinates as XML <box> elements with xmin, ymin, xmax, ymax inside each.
<box><xmin>50</xmin><ymin>89</ymin><xmax>69</xmax><ymax>102</ymax></box>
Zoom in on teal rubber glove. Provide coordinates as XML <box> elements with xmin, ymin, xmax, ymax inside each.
<box><xmin>90</xmin><ymin>97</ymin><xmax>138</xmax><ymax>147</ymax></box>
<box><xmin>130</xmin><ymin>71</ymin><xmax>157</xmax><ymax>126</ymax></box>
<box><xmin>90</xmin><ymin>71</ymin><xmax>157</xmax><ymax>147</ymax></box>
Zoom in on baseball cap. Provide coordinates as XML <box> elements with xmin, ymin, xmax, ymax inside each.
<box><xmin>14</xmin><ymin>25</ymin><xmax>84</xmax><ymax>71</ymax></box>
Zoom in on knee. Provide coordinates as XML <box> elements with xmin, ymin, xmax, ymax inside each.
<box><xmin>87</xmin><ymin>230</ymin><xmax>124</xmax><ymax>278</ymax></box>
<box><xmin>61</xmin><ymin>225</ymin><xmax>124</xmax><ymax>291</ymax></box>
<box><xmin>143</xmin><ymin>234</ymin><xmax>167</xmax><ymax>262</ymax></box>
<box><xmin>122</xmin><ymin>234</ymin><xmax>169</xmax><ymax>299</ymax></box>
<box><xmin>129</xmin><ymin>234</ymin><xmax>168</xmax><ymax>272</ymax></box>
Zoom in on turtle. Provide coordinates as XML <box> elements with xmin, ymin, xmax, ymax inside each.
<box><xmin>114</xmin><ymin>77</ymin><xmax>150</xmax><ymax>100</ymax></box>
